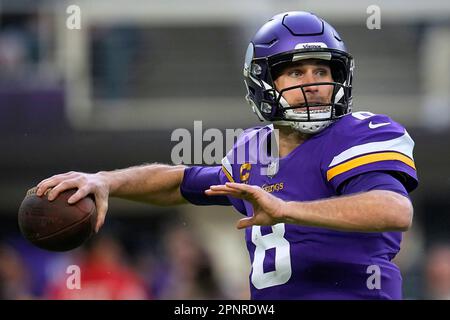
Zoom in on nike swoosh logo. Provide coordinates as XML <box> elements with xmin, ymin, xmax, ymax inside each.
<box><xmin>369</xmin><ymin>121</ymin><xmax>391</xmax><ymax>129</ymax></box>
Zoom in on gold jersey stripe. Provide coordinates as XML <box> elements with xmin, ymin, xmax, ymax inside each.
<box><xmin>327</xmin><ymin>151</ymin><xmax>416</xmax><ymax>181</ymax></box>
<box><xmin>222</xmin><ymin>165</ymin><xmax>235</xmax><ymax>182</ymax></box>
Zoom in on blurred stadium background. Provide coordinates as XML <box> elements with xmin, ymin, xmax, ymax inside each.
<box><xmin>0</xmin><ymin>0</ymin><xmax>449</xmax><ymax>299</ymax></box>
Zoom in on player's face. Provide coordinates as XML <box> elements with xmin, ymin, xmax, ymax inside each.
<box><xmin>273</xmin><ymin>59</ymin><xmax>334</xmax><ymax>108</ymax></box>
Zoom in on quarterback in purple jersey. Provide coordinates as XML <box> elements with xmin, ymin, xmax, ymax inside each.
<box><xmin>36</xmin><ymin>12</ymin><xmax>417</xmax><ymax>300</ymax></box>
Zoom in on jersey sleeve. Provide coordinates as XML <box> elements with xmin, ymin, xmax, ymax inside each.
<box><xmin>338</xmin><ymin>171</ymin><xmax>409</xmax><ymax>198</ymax></box>
<box><xmin>180</xmin><ymin>166</ymin><xmax>231</xmax><ymax>206</ymax></box>
<box><xmin>323</xmin><ymin>113</ymin><xmax>418</xmax><ymax>193</ymax></box>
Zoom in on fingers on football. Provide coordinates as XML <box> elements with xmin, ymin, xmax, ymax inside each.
<box><xmin>47</xmin><ymin>179</ymin><xmax>79</xmax><ymax>201</ymax></box>
<box><xmin>67</xmin><ymin>187</ymin><xmax>91</xmax><ymax>204</ymax></box>
<box><xmin>36</xmin><ymin>171</ymin><xmax>77</xmax><ymax>196</ymax></box>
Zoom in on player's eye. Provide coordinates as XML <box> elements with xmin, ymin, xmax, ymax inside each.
<box><xmin>315</xmin><ymin>68</ymin><xmax>329</xmax><ymax>77</ymax></box>
<box><xmin>288</xmin><ymin>69</ymin><xmax>302</xmax><ymax>78</ymax></box>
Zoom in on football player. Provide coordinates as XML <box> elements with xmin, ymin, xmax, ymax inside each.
<box><xmin>37</xmin><ymin>11</ymin><xmax>418</xmax><ymax>299</ymax></box>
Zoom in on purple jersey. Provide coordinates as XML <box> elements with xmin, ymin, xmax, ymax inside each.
<box><xmin>220</xmin><ymin>112</ymin><xmax>418</xmax><ymax>299</ymax></box>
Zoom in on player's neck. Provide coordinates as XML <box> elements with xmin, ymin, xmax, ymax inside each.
<box><xmin>274</xmin><ymin>125</ymin><xmax>311</xmax><ymax>158</ymax></box>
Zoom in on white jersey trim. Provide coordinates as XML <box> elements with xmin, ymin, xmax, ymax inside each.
<box><xmin>329</xmin><ymin>130</ymin><xmax>414</xmax><ymax>168</ymax></box>
<box><xmin>221</xmin><ymin>156</ymin><xmax>233</xmax><ymax>178</ymax></box>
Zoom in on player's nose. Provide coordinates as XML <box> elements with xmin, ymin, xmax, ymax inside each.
<box><xmin>302</xmin><ymin>72</ymin><xmax>319</xmax><ymax>93</ymax></box>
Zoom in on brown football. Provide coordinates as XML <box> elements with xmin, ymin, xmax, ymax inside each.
<box><xmin>18</xmin><ymin>187</ymin><xmax>97</xmax><ymax>252</ymax></box>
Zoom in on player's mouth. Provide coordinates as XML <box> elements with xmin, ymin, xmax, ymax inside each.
<box><xmin>292</xmin><ymin>103</ymin><xmax>331</xmax><ymax>114</ymax></box>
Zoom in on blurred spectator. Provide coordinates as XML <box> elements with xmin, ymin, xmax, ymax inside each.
<box><xmin>0</xmin><ymin>30</ymin><xmax>30</xmax><ymax>85</ymax></box>
<box><xmin>424</xmin><ymin>244</ymin><xmax>450</xmax><ymax>299</ymax></box>
<box><xmin>91</xmin><ymin>26</ymin><xmax>141</xmax><ymax>99</ymax></box>
<box><xmin>0</xmin><ymin>244</ymin><xmax>34</xmax><ymax>299</ymax></box>
<box><xmin>392</xmin><ymin>225</ymin><xmax>425</xmax><ymax>299</ymax></box>
<box><xmin>45</xmin><ymin>234</ymin><xmax>149</xmax><ymax>300</ymax></box>
<box><xmin>0</xmin><ymin>10</ymin><xmax>61</xmax><ymax>90</ymax></box>
<box><xmin>152</xmin><ymin>226</ymin><xmax>227</xmax><ymax>299</ymax></box>
<box><xmin>12</xmin><ymin>238</ymin><xmax>74</xmax><ymax>299</ymax></box>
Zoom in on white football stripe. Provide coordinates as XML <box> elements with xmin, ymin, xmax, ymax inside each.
<box><xmin>329</xmin><ymin>130</ymin><xmax>414</xmax><ymax>167</ymax></box>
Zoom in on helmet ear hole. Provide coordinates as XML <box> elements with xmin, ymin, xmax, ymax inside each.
<box><xmin>330</xmin><ymin>60</ymin><xmax>346</xmax><ymax>83</ymax></box>
<box><xmin>270</xmin><ymin>62</ymin><xmax>289</xmax><ymax>81</ymax></box>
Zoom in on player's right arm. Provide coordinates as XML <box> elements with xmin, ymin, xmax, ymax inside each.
<box><xmin>35</xmin><ymin>127</ymin><xmax>252</xmax><ymax>232</ymax></box>
<box><xmin>36</xmin><ymin>164</ymin><xmax>188</xmax><ymax>231</ymax></box>
<box><xmin>36</xmin><ymin>163</ymin><xmax>233</xmax><ymax>232</ymax></box>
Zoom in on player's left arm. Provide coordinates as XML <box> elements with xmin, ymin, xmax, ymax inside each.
<box><xmin>205</xmin><ymin>179</ymin><xmax>413</xmax><ymax>232</ymax></box>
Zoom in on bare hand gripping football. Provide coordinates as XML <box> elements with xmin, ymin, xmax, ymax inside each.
<box><xmin>18</xmin><ymin>187</ymin><xmax>97</xmax><ymax>251</ymax></box>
